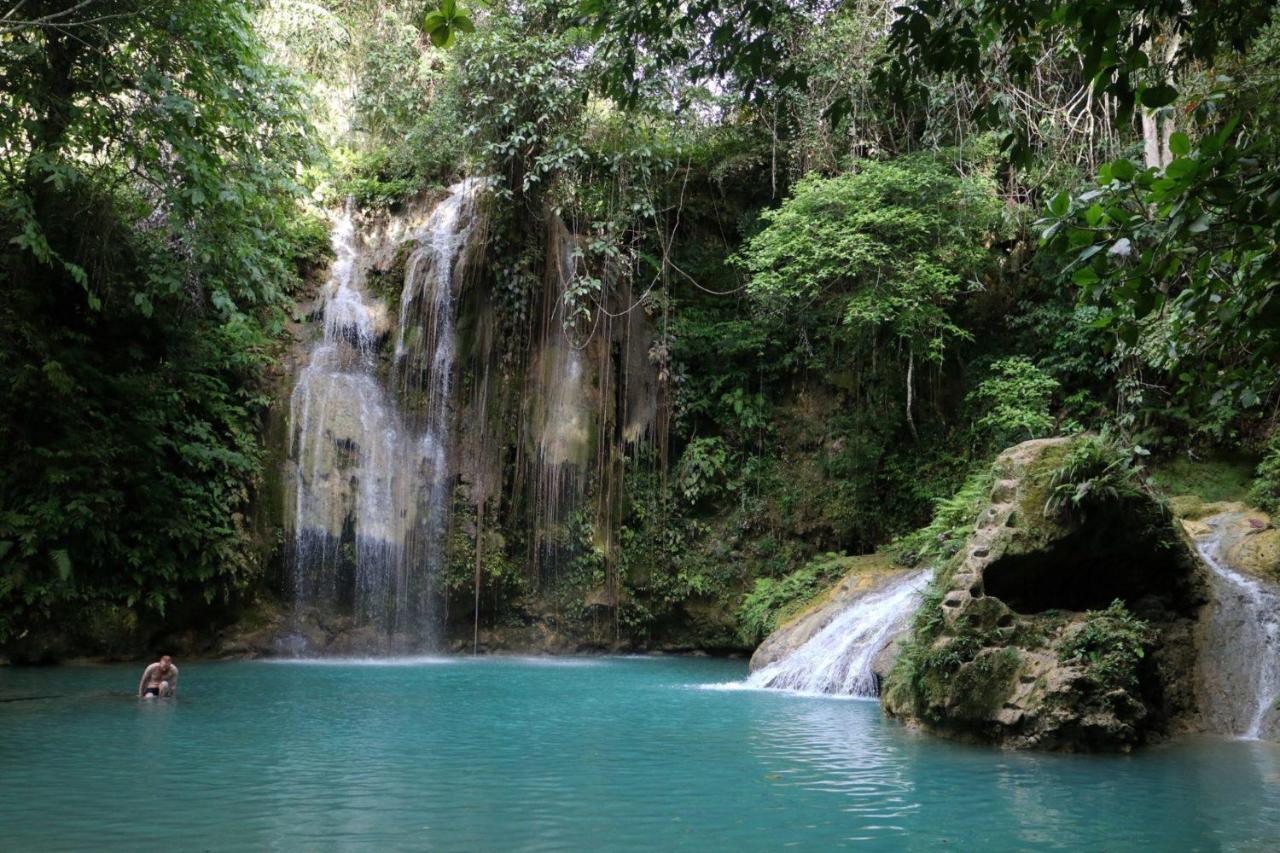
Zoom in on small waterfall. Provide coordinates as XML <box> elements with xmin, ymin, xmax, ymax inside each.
<box><xmin>1194</xmin><ymin>517</ymin><xmax>1280</xmax><ymax>739</ymax></box>
<box><xmin>748</xmin><ymin>571</ymin><xmax>929</xmax><ymax>697</ymax></box>
<box><xmin>285</xmin><ymin>182</ymin><xmax>481</xmax><ymax>650</ymax></box>
<box><xmin>527</xmin><ymin>222</ymin><xmax>594</xmax><ymax>578</ymax></box>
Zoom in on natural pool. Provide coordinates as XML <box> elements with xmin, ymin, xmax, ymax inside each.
<box><xmin>2</xmin><ymin>656</ymin><xmax>1278</xmax><ymax>851</ymax></box>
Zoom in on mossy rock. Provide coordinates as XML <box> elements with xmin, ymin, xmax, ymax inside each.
<box><xmin>883</xmin><ymin>436</ymin><xmax>1204</xmax><ymax>751</ymax></box>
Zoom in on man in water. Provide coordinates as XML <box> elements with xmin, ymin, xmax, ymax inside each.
<box><xmin>137</xmin><ymin>655</ymin><xmax>179</xmax><ymax>698</ymax></box>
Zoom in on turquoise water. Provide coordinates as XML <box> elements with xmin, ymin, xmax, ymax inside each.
<box><xmin>2</xmin><ymin>656</ymin><xmax>1279</xmax><ymax>851</ymax></box>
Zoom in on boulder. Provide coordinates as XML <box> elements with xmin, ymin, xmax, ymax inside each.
<box><xmin>880</xmin><ymin>437</ymin><xmax>1206</xmax><ymax>750</ymax></box>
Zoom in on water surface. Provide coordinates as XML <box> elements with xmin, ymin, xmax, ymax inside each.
<box><xmin>2</xmin><ymin>656</ymin><xmax>1278</xmax><ymax>850</ymax></box>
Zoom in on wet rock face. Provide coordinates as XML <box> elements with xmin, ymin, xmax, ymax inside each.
<box><xmin>1182</xmin><ymin>505</ymin><xmax>1280</xmax><ymax>741</ymax></box>
<box><xmin>882</xmin><ymin>438</ymin><xmax>1205</xmax><ymax>751</ymax></box>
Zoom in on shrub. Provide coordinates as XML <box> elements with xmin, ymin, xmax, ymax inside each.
<box><xmin>1056</xmin><ymin>600</ymin><xmax>1157</xmax><ymax>695</ymax></box>
<box><xmin>1250</xmin><ymin>432</ymin><xmax>1280</xmax><ymax>513</ymax></box>
<box><xmin>969</xmin><ymin>356</ymin><xmax>1059</xmax><ymax>448</ymax></box>
<box><xmin>735</xmin><ymin>552</ymin><xmax>850</xmax><ymax>644</ymax></box>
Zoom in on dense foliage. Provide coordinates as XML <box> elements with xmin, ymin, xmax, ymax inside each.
<box><xmin>0</xmin><ymin>1</ymin><xmax>317</xmax><ymax>645</ymax></box>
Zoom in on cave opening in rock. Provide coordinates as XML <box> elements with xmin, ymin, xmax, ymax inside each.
<box><xmin>983</xmin><ymin>521</ymin><xmax>1195</xmax><ymax>614</ymax></box>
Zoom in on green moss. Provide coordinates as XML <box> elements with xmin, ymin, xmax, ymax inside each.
<box><xmin>368</xmin><ymin>242</ymin><xmax>414</xmax><ymax>307</ymax></box>
<box><xmin>1151</xmin><ymin>453</ymin><xmax>1257</xmax><ymax>503</ymax></box>
<box><xmin>735</xmin><ymin>552</ymin><xmax>868</xmax><ymax>645</ymax></box>
<box><xmin>949</xmin><ymin>647</ymin><xmax>1022</xmax><ymax>719</ymax></box>
<box><xmin>1016</xmin><ymin>440</ymin><xmax>1072</xmax><ymax>528</ymax></box>
<box><xmin>885</xmin><ymin>599</ymin><xmax>1020</xmax><ymax>725</ymax></box>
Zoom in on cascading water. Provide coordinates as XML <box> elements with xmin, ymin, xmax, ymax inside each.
<box><xmin>392</xmin><ymin>178</ymin><xmax>484</xmax><ymax>621</ymax></box>
<box><xmin>1194</xmin><ymin>516</ymin><xmax>1280</xmax><ymax>739</ymax></box>
<box><xmin>527</xmin><ymin>222</ymin><xmax>594</xmax><ymax>578</ymax></box>
<box><xmin>747</xmin><ymin>571</ymin><xmax>929</xmax><ymax>697</ymax></box>
<box><xmin>285</xmin><ymin>182</ymin><xmax>481</xmax><ymax>651</ymax></box>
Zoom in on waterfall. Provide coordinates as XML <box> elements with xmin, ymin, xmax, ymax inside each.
<box><xmin>748</xmin><ymin>571</ymin><xmax>929</xmax><ymax>697</ymax></box>
<box><xmin>527</xmin><ymin>221</ymin><xmax>594</xmax><ymax>578</ymax></box>
<box><xmin>285</xmin><ymin>182</ymin><xmax>481</xmax><ymax>650</ymax></box>
<box><xmin>1194</xmin><ymin>517</ymin><xmax>1280</xmax><ymax>740</ymax></box>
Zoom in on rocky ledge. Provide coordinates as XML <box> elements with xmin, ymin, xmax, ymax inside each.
<box><xmin>879</xmin><ymin>437</ymin><xmax>1211</xmax><ymax>750</ymax></box>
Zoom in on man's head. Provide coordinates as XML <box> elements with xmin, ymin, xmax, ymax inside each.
<box><xmin>159</xmin><ymin>655</ymin><xmax>172</xmax><ymax>668</ymax></box>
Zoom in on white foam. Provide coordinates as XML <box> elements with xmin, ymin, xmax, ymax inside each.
<box><xmin>695</xmin><ymin>682</ymin><xmax>875</xmax><ymax>701</ymax></box>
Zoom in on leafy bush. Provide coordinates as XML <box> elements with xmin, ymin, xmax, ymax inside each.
<box><xmin>676</xmin><ymin>437</ymin><xmax>731</xmax><ymax>505</ymax></box>
<box><xmin>737</xmin><ymin>155</ymin><xmax>1002</xmax><ymax>374</ymax></box>
<box><xmin>735</xmin><ymin>553</ymin><xmax>850</xmax><ymax>645</ymax></box>
<box><xmin>1251</xmin><ymin>432</ymin><xmax>1280</xmax><ymax>513</ymax></box>
<box><xmin>969</xmin><ymin>356</ymin><xmax>1059</xmax><ymax>448</ymax></box>
<box><xmin>1056</xmin><ymin>600</ymin><xmax>1157</xmax><ymax>695</ymax></box>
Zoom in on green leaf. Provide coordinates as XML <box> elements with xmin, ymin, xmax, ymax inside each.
<box><xmin>51</xmin><ymin>549</ymin><xmax>72</xmax><ymax>582</ymax></box>
<box><xmin>1110</xmin><ymin>159</ymin><xmax>1137</xmax><ymax>182</ymax></box>
<box><xmin>1072</xmin><ymin>266</ymin><xmax>1100</xmax><ymax>286</ymax></box>
<box><xmin>1133</xmin><ymin>289</ymin><xmax>1158</xmax><ymax>319</ymax></box>
<box><xmin>452</xmin><ymin>14</ymin><xmax>475</xmax><ymax>34</ymax></box>
<box><xmin>1048</xmin><ymin>191</ymin><xmax>1070</xmax><ymax>216</ymax></box>
<box><xmin>1140</xmin><ymin>83</ymin><xmax>1178</xmax><ymax>108</ymax></box>
<box><xmin>1169</xmin><ymin>132</ymin><xmax>1191</xmax><ymax>156</ymax></box>
<box><xmin>429</xmin><ymin>26</ymin><xmax>455</xmax><ymax>48</ymax></box>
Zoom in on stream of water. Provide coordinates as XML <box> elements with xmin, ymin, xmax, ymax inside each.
<box><xmin>745</xmin><ymin>571</ymin><xmax>929</xmax><ymax>697</ymax></box>
<box><xmin>3</xmin><ymin>657</ymin><xmax>1278</xmax><ymax>851</ymax></box>
<box><xmin>1195</xmin><ymin>519</ymin><xmax>1280</xmax><ymax>740</ymax></box>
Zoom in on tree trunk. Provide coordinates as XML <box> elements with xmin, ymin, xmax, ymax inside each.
<box><xmin>906</xmin><ymin>347</ymin><xmax>919</xmax><ymax>442</ymax></box>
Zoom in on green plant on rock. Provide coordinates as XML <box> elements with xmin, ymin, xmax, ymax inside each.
<box><xmin>893</xmin><ymin>468</ymin><xmax>994</xmax><ymax>568</ymax></box>
<box><xmin>1043</xmin><ymin>433</ymin><xmax>1149</xmax><ymax>521</ymax></box>
<box><xmin>735</xmin><ymin>552</ymin><xmax>852</xmax><ymax>645</ymax></box>
<box><xmin>1056</xmin><ymin>600</ymin><xmax>1157</xmax><ymax>697</ymax></box>
<box><xmin>884</xmin><ymin>593</ymin><xmax>1021</xmax><ymax>724</ymax></box>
